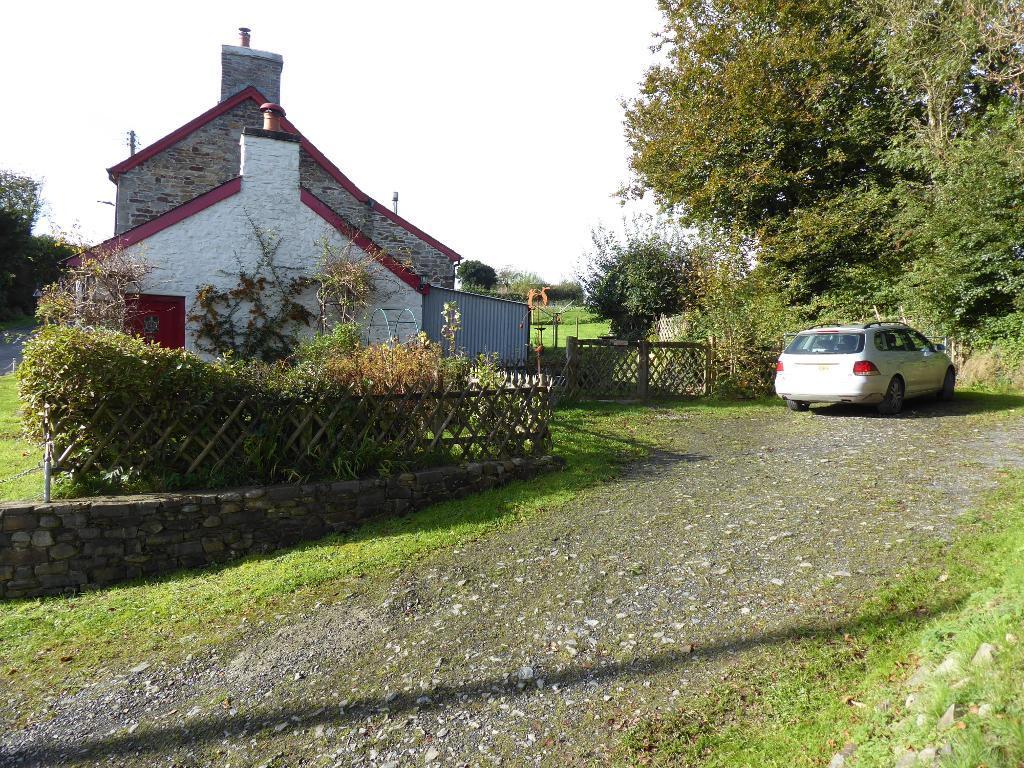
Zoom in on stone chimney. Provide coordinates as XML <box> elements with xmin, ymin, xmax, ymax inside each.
<box><xmin>221</xmin><ymin>27</ymin><xmax>283</xmax><ymax>103</ymax></box>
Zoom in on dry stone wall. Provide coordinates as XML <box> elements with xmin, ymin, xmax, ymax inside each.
<box><xmin>0</xmin><ymin>456</ymin><xmax>561</xmax><ymax>599</ymax></box>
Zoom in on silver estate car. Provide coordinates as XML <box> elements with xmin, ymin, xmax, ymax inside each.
<box><xmin>774</xmin><ymin>322</ymin><xmax>956</xmax><ymax>415</ymax></box>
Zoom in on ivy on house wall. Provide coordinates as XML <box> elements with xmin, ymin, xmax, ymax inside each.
<box><xmin>189</xmin><ymin>214</ymin><xmax>313</xmax><ymax>361</ymax></box>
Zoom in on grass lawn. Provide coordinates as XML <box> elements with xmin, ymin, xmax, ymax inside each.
<box><xmin>531</xmin><ymin>306</ymin><xmax>610</xmax><ymax>349</ymax></box>
<box><xmin>0</xmin><ymin>395</ymin><xmax>777</xmax><ymax>720</ymax></box>
<box><xmin>620</xmin><ymin>466</ymin><xmax>1024</xmax><ymax>766</ymax></box>
<box><xmin>0</xmin><ymin>375</ymin><xmax>40</xmax><ymax>502</ymax></box>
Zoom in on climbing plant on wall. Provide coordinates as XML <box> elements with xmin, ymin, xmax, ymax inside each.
<box><xmin>189</xmin><ymin>214</ymin><xmax>313</xmax><ymax>361</ymax></box>
<box><xmin>312</xmin><ymin>236</ymin><xmax>378</xmax><ymax>334</ymax></box>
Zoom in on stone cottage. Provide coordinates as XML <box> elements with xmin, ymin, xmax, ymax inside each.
<box><xmin>91</xmin><ymin>28</ymin><xmax>462</xmax><ymax>354</ymax></box>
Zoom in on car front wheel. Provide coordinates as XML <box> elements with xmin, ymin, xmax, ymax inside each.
<box><xmin>939</xmin><ymin>367</ymin><xmax>956</xmax><ymax>401</ymax></box>
<box><xmin>877</xmin><ymin>376</ymin><xmax>905</xmax><ymax>415</ymax></box>
<box><xmin>786</xmin><ymin>399</ymin><xmax>810</xmax><ymax>412</ymax></box>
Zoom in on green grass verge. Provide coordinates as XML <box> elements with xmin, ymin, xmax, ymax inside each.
<box><xmin>533</xmin><ymin>307</ymin><xmax>611</xmax><ymax>349</ymax></box>
<box><xmin>0</xmin><ymin>375</ymin><xmax>40</xmax><ymax>502</ymax></box>
<box><xmin>619</xmin><ymin>468</ymin><xmax>1024</xmax><ymax>767</ymax></box>
<box><xmin>0</xmin><ymin>397</ymin><xmax>775</xmax><ymax>720</ymax></box>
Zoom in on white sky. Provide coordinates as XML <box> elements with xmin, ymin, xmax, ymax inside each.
<box><xmin>1</xmin><ymin>1</ymin><xmax>664</xmax><ymax>282</ymax></box>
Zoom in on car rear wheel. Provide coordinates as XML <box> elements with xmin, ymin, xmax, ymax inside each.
<box><xmin>939</xmin><ymin>367</ymin><xmax>956</xmax><ymax>401</ymax></box>
<box><xmin>786</xmin><ymin>399</ymin><xmax>810</xmax><ymax>412</ymax></box>
<box><xmin>877</xmin><ymin>376</ymin><xmax>905</xmax><ymax>415</ymax></box>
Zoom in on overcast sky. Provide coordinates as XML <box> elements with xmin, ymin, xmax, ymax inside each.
<box><xmin>2</xmin><ymin>1</ymin><xmax>664</xmax><ymax>282</ymax></box>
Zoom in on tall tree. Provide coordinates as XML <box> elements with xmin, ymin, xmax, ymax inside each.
<box><xmin>625</xmin><ymin>0</ymin><xmax>906</xmax><ymax>308</ymax></box>
<box><xmin>0</xmin><ymin>171</ymin><xmax>69</xmax><ymax>320</ymax></box>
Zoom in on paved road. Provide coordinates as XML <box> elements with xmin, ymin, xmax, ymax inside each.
<box><xmin>4</xmin><ymin>396</ymin><xmax>1024</xmax><ymax>766</ymax></box>
<box><xmin>0</xmin><ymin>326</ymin><xmax>32</xmax><ymax>374</ymax></box>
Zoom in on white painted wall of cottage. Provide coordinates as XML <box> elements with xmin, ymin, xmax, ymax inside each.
<box><xmin>124</xmin><ymin>133</ymin><xmax>423</xmax><ymax>357</ymax></box>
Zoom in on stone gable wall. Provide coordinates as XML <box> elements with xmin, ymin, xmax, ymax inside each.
<box><xmin>113</xmin><ymin>105</ymin><xmax>457</xmax><ymax>289</ymax></box>
<box><xmin>114</xmin><ymin>101</ymin><xmax>263</xmax><ymax>234</ymax></box>
<box><xmin>300</xmin><ymin>153</ymin><xmax>457</xmax><ymax>289</ymax></box>
<box><xmin>0</xmin><ymin>456</ymin><xmax>561</xmax><ymax>600</ymax></box>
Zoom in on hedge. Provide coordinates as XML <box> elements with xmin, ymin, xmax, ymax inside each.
<box><xmin>17</xmin><ymin>326</ymin><xmax>552</xmax><ymax>496</ymax></box>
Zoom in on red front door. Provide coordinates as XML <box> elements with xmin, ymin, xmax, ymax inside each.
<box><xmin>127</xmin><ymin>295</ymin><xmax>186</xmax><ymax>349</ymax></box>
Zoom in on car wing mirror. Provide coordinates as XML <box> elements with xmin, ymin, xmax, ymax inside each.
<box><xmin>933</xmin><ymin>343</ymin><xmax>946</xmax><ymax>352</ymax></box>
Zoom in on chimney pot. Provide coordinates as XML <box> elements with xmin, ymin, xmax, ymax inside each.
<box><xmin>260</xmin><ymin>102</ymin><xmax>287</xmax><ymax>132</ymax></box>
<box><xmin>239</xmin><ymin>27</ymin><xmax>251</xmax><ymax>47</ymax></box>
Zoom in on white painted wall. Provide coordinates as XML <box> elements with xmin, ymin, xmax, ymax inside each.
<box><xmin>124</xmin><ymin>132</ymin><xmax>423</xmax><ymax>358</ymax></box>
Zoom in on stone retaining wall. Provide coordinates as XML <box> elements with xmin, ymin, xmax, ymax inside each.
<box><xmin>0</xmin><ymin>456</ymin><xmax>562</xmax><ymax>600</ymax></box>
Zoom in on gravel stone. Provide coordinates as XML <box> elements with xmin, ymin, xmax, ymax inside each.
<box><xmin>4</xmin><ymin>399</ymin><xmax>1024</xmax><ymax>766</ymax></box>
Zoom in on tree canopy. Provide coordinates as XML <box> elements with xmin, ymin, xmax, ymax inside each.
<box><xmin>624</xmin><ymin>0</ymin><xmax>1024</xmax><ymax>337</ymax></box>
<box><xmin>456</xmin><ymin>259</ymin><xmax>499</xmax><ymax>290</ymax></box>
<box><xmin>0</xmin><ymin>171</ymin><xmax>72</xmax><ymax>320</ymax></box>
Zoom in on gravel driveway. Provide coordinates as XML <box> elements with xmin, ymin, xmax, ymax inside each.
<box><xmin>4</xmin><ymin>397</ymin><xmax>1024</xmax><ymax>767</ymax></box>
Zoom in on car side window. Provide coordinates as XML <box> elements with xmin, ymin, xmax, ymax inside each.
<box><xmin>900</xmin><ymin>331</ymin><xmax>927</xmax><ymax>352</ymax></box>
<box><xmin>912</xmin><ymin>331</ymin><xmax>933</xmax><ymax>351</ymax></box>
<box><xmin>876</xmin><ymin>331</ymin><xmax>904</xmax><ymax>351</ymax></box>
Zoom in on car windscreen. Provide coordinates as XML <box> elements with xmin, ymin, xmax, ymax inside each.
<box><xmin>785</xmin><ymin>332</ymin><xmax>865</xmax><ymax>355</ymax></box>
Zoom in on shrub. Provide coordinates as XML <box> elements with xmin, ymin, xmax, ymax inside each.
<box><xmin>292</xmin><ymin>322</ymin><xmax>362</xmax><ymax>365</ymax></box>
<box><xmin>545</xmin><ymin>281</ymin><xmax>584</xmax><ymax>303</ymax></box>
<box><xmin>18</xmin><ymin>325</ymin><xmax>220</xmax><ymax>444</ymax></box>
<box><xmin>17</xmin><ymin>326</ymin><xmax>541</xmax><ymax>495</ymax></box>
<box><xmin>581</xmin><ymin>218</ymin><xmax>692</xmax><ymax>340</ymax></box>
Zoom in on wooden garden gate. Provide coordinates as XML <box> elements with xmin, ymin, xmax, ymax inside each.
<box><xmin>564</xmin><ymin>337</ymin><xmax>712</xmax><ymax>399</ymax></box>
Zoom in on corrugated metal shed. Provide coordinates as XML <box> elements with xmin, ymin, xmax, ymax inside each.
<box><xmin>422</xmin><ymin>287</ymin><xmax>530</xmax><ymax>364</ymax></box>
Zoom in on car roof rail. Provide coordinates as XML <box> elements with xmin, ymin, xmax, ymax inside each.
<box><xmin>863</xmin><ymin>320</ymin><xmax>909</xmax><ymax>329</ymax></box>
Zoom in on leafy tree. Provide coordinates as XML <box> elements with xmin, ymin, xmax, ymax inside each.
<box><xmin>581</xmin><ymin>218</ymin><xmax>691</xmax><ymax>339</ymax></box>
<box><xmin>626</xmin><ymin>0</ymin><xmax>1024</xmax><ymax>341</ymax></box>
<box><xmin>625</xmin><ymin>0</ymin><xmax>905</xmax><ymax>305</ymax></box>
<box><xmin>496</xmin><ymin>268</ymin><xmax>544</xmax><ymax>299</ymax></box>
<box><xmin>456</xmin><ymin>259</ymin><xmax>498</xmax><ymax>290</ymax></box>
<box><xmin>0</xmin><ymin>170</ymin><xmax>41</xmax><ymax>226</ymax></box>
<box><xmin>0</xmin><ymin>171</ymin><xmax>66</xmax><ymax>320</ymax></box>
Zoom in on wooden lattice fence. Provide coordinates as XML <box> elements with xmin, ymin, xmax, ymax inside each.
<box><xmin>564</xmin><ymin>338</ymin><xmax>711</xmax><ymax>400</ymax></box>
<box><xmin>44</xmin><ymin>380</ymin><xmax>553</xmax><ymax>489</ymax></box>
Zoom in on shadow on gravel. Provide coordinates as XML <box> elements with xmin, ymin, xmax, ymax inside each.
<box><xmin>2</xmin><ymin>599</ymin><xmax>960</xmax><ymax>766</ymax></box>
<box><xmin>811</xmin><ymin>391</ymin><xmax>1024</xmax><ymax>420</ymax></box>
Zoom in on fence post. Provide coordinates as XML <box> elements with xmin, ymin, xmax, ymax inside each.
<box><xmin>565</xmin><ymin>336</ymin><xmax>579</xmax><ymax>395</ymax></box>
<box><xmin>705</xmin><ymin>340</ymin><xmax>714</xmax><ymax>396</ymax></box>
<box><xmin>638</xmin><ymin>339</ymin><xmax>650</xmax><ymax>401</ymax></box>
<box><xmin>42</xmin><ymin>404</ymin><xmax>52</xmax><ymax>504</ymax></box>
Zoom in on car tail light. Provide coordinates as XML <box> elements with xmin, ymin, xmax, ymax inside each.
<box><xmin>776</xmin><ymin>360</ymin><xmax>784</xmax><ymax>373</ymax></box>
<box><xmin>853</xmin><ymin>360</ymin><xmax>880</xmax><ymax>376</ymax></box>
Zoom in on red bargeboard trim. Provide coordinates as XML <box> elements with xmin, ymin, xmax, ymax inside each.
<box><xmin>71</xmin><ymin>177</ymin><xmax>242</xmax><ymax>265</ymax></box>
<box><xmin>298</xmin><ymin>140</ymin><xmax>462</xmax><ymax>263</ymax></box>
<box><xmin>106</xmin><ymin>88</ymin><xmax>462</xmax><ymax>263</ymax></box>
<box><xmin>301</xmin><ymin>188</ymin><xmax>427</xmax><ymax>295</ymax></box>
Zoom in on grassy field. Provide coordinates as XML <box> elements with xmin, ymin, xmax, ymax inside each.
<box><xmin>0</xmin><ymin>395</ymin><xmax>777</xmax><ymax>719</ymax></box>
<box><xmin>531</xmin><ymin>306</ymin><xmax>611</xmax><ymax>349</ymax></box>
<box><xmin>620</xmin><ymin>465</ymin><xmax>1024</xmax><ymax>767</ymax></box>
<box><xmin>0</xmin><ymin>375</ymin><xmax>40</xmax><ymax>502</ymax></box>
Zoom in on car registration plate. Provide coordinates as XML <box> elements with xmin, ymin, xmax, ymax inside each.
<box><xmin>817</xmin><ymin>365</ymin><xmax>831</xmax><ymax>373</ymax></box>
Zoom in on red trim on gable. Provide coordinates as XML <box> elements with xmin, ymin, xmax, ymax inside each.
<box><xmin>107</xmin><ymin>88</ymin><xmax>267</xmax><ymax>180</ymax></box>
<box><xmin>79</xmin><ymin>177</ymin><xmax>242</xmax><ymax>261</ymax></box>
<box><xmin>298</xmin><ymin>140</ymin><xmax>462</xmax><ymax>263</ymax></box>
<box><xmin>301</xmin><ymin>188</ymin><xmax>428</xmax><ymax>295</ymax></box>
<box><xmin>105</xmin><ymin>88</ymin><xmax>462</xmax><ymax>264</ymax></box>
